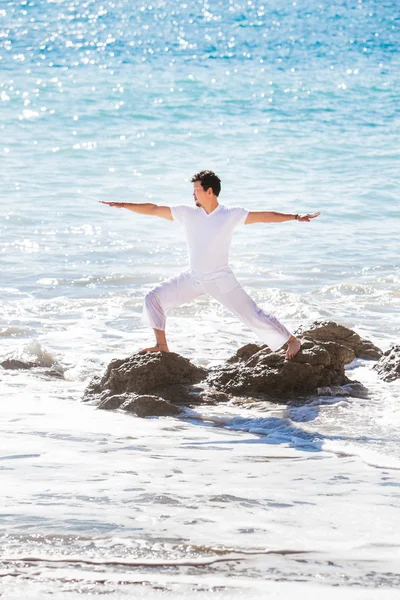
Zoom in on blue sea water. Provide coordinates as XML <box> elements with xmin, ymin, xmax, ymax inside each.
<box><xmin>1</xmin><ymin>1</ymin><xmax>400</xmax><ymax>597</ymax></box>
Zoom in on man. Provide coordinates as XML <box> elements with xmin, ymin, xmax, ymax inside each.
<box><xmin>100</xmin><ymin>170</ymin><xmax>320</xmax><ymax>359</ymax></box>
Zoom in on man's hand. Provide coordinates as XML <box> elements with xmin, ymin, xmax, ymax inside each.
<box><xmin>99</xmin><ymin>201</ymin><xmax>125</xmax><ymax>208</ymax></box>
<box><xmin>296</xmin><ymin>212</ymin><xmax>320</xmax><ymax>222</ymax></box>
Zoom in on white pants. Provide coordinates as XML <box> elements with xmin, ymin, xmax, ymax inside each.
<box><xmin>142</xmin><ymin>269</ymin><xmax>292</xmax><ymax>352</ymax></box>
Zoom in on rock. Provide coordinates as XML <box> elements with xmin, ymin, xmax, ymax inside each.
<box><xmin>1</xmin><ymin>359</ymin><xmax>64</xmax><ymax>378</ymax></box>
<box><xmin>374</xmin><ymin>346</ymin><xmax>400</xmax><ymax>382</ymax></box>
<box><xmin>199</xmin><ymin>389</ymin><xmax>231</xmax><ymax>404</ymax></box>
<box><xmin>98</xmin><ymin>394</ymin><xmax>128</xmax><ymax>411</ymax></box>
<box><xmin>121</xmin><ymin>395</ymin><xmax>183</xmax><ymax>418</ymax></box>
<box><xmin>153</xmin><ymin>384</ymin><xmax>230</xmax><ymax>406</ymax></box>
<box><xmin>1</xmin><ymin>359</ymin><xmax>39</xmax><ymax>370</ymax></box>
<box><xmin>227</xmin><ymin>343</ymin><xmax>267</xmax><ymax>364</ymax></box>
<box><xmin>152</xmin><ymin>383</ymin><xmax>201</xmax><ymax>405</ymax></box>
<box><xmin>85</xmin><ymin>351</ymin><xmax>207</xmax><ymax>400</ymax></box>
<box><xmin>41</xmin><ymin>367</ymin><xmax>65</xmax><ymax>379</ymax></box>
<box><xmin>97</xmin><ymin>392</ymin><xmax>183</xmax><ymax>417</ymax></box>
<box><xmin>84</xmin><ymin>322</ymin><xmax>378</xmax><ymax>416</ymax></box>
<box><xmin>207</xmin><ymin>337</ymin><xmax>355</xmax><ymax>399</ymax></box>
<box><xmin>84</xmin><ymin>351</ymin><xmax>207</xmax><ymax>417</ymax></box>
<box><xmin>298</xmin><ymin>321</ymin><xmax>382</xmax><ymax>360</ymax></box>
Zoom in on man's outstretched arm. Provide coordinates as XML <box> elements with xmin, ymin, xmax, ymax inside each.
<box><xmin>99</xmin><ymin>201</ymin><xmax>173</xmax><ymax>221</ymax></box>
<box><xmin>245</xmin><ymin>211</ymin><xmax>320</xmax><ymax>224</ymax></box>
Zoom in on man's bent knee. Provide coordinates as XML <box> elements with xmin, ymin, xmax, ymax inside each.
<box><xmin>143</xmin><ymin>290</ymin><xmax>166</xmax><ymax>330</ymax></box>
<box><xmin>144</xmin><ymin>289</ymin><xmax>159</xmax><ymax>307</ymax></box>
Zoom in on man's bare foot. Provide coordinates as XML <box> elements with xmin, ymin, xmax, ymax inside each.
<box><xmin>285</xmin><ymin>337</ymin><xmax>301</xmax><ymax>360</ymax></box>
<box><xmin>138</xmin><ymin>344</ymin><xmax>170</xmax><ymax>355</ymax></box>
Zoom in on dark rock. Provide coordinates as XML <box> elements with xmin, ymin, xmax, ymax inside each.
<box><xmin>121</xmin><ymin>395</ymin><xmax>183</xmax><ymax>417</ymax></box>
<box><xmin>152</xmin><ymin>383</ymin><xmax>230</xmax><ymax>406</ymax></box>
<box><xmin>1</xmin><ymin>359</ymin><xmax>64</xmax><ymax>378</ymax></box>
<box><xmin>199</xmin><ymin>389</ymin><xmax>231</xmax><ymax>404</ymax></box>
<box><xmin>207</xmin><ymin>338</ymin><xmax>355</xmax><ymax>399</ymax></box>
<box><xmin>84</xmin><ymin>351</ymin><xmax>207</xmax><ymax>417</ymax></box>
<box><xmin>298</xmin><ymin>321</ymin><xmax>382</xmax><ymax>360</ymax></box>
<box><xmin>97</xmin><ymin>392</ymin><xmax>183</xmax><ymax>417</ymax></box>
<box><xmin>227</xmin><ymin>343</ymin><xmax>267</xmax><ymax>364</ymax></box>
<box><xmin>98</xmin><ymin>394</ymin><xmax>128</xmax><ymax>411</ymax></box>
<box><xmin>85</xmin><ymin>351</ymin><xmax>207</xmax><ymax>400</ymax></box>
<box><xmin>42</xmin><ymin>367</ymin><xmax>65</xmax><ymax>379</ymax></box>
<box><xmin>1</xmin><ymin>359</ymin><xmax>39</xmax><ymax>370</ymax></box>
<box><xmin>374</xmin><ymin>346</ymin><xmax>400</xmax><ymax>382</ymax></box>
<box><xmin>152</xmin><ymin>383</ymin><xmax>201</xmax><ymax>405</ymax></box>
<box><xmin>84</xmin><ymin>322</ymin><xmax>378</xmax><ymax>416</ymax></box>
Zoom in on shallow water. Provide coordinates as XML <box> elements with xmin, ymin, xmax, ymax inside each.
<box><xmin>1</xmin><ymin>0</ymin><xmax>400</xmax><ymax>597</ymax></box>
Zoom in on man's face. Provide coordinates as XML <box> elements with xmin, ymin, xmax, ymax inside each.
<box><xmin>193</xmin><ymin>181</ymin><xmax>208</xmax><ymax>207</ymax></box>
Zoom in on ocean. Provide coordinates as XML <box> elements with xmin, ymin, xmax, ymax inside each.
<box><xmin>1</xmin><ymin>0</ymin><xmax>399</xmax><ymax>597</ymax></box>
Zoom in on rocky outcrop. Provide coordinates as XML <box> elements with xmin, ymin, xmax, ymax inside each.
<box><xmin>207</xmin><ymin>338</ymin><xmax>355</xmax><ymax>399</ymax></box>
<box><xmin>295</xmin><ymin>321</ymin><xmax>382</xmax><ymax>360</ymax></box>
<box><xmin>1</xmin><ymin>358</ymin><xmax>64</xmax><ymax>378</ymax></box>
<box><xmin>1</xmin><ymin>359</ymin><xmax>39</xmax><ymax>370</ymax></box>
<box><xmin>85</xmin><ymin>351</ymin><xmax>207</xmax><ymax>398</ymax></box>
<box><xmin>374</xmin><ymin>346</ymin><xmax>400</xmax><ymax>382</ymax></box>
<box><xmin>84</xmin><ymin>322</ymin><xmax>381</xmax><ymax>417</ymax></box>
<box><xmin>84</xmin><ymin>351</ymin><xmax>208</xmax><ymax>412</ymax></box>
<box><xmin>98</xmin><ymin>393</ymin><xmax>184</xmax><ymax>417</ymax></box>
<box><xmin>227</xmin><ymin>343</ymin><xmax>267</xmax><ymax>364</ymax></box>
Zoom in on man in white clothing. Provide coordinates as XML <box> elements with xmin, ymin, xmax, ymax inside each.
<box><xmin>100</xmin><ymin>170</ymin><xmax>320</xmax><ymax>359</ymax></box>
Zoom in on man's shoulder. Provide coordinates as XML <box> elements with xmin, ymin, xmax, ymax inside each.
<box><xmin>220</xmin><ymin>205</ymin><xmax>249</xmax><ymax>225</ymax></box>
<box><xmin>219</xmin><ymin>203</ymin><xmax>245</xmax><ymax>210</ymax></box>
<box><xmin>220</xmin><ymin>204</ymin><xmax>247</xmax><ymax>215</ymax></box>
<box><xmin>170</xmin><ymin>204</ymin><xmax>200</xmax><ymax>223</ymax></box>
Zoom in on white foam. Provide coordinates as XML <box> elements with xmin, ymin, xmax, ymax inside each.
<box><xmin>321</xmin><ymin>441</ymin><xmax>400</xmax><ymax>470</ymax></box>
<box><xmin>2</xmin><ymin>572</ymin><xmax>399</xmax><ymax>599</ymax></box>
<box><xmin>36</xmin><ymin>278</ymin><xmax>60</xmax><ymax>286</ymax></box>
<box><xmin>20</xmin><ymin>108</ymin><xmax>39</xmax><ymax>119</ymax></box>
<box><xmin>5</xmin><ymin>340</ymin><xmax>61</xmax><ymax>368</ymax></box>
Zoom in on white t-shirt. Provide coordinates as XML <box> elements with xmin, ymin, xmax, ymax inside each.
<box><xmin>170</xmin><ymin>203</ymin><xmax>249</xmax><ymax>277</ymax></box>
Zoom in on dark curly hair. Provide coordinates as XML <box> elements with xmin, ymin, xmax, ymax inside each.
<box><xmin>191</xmin><ymin>170</ymin><xmax>221</xmax><ymax>197</ymax></box>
